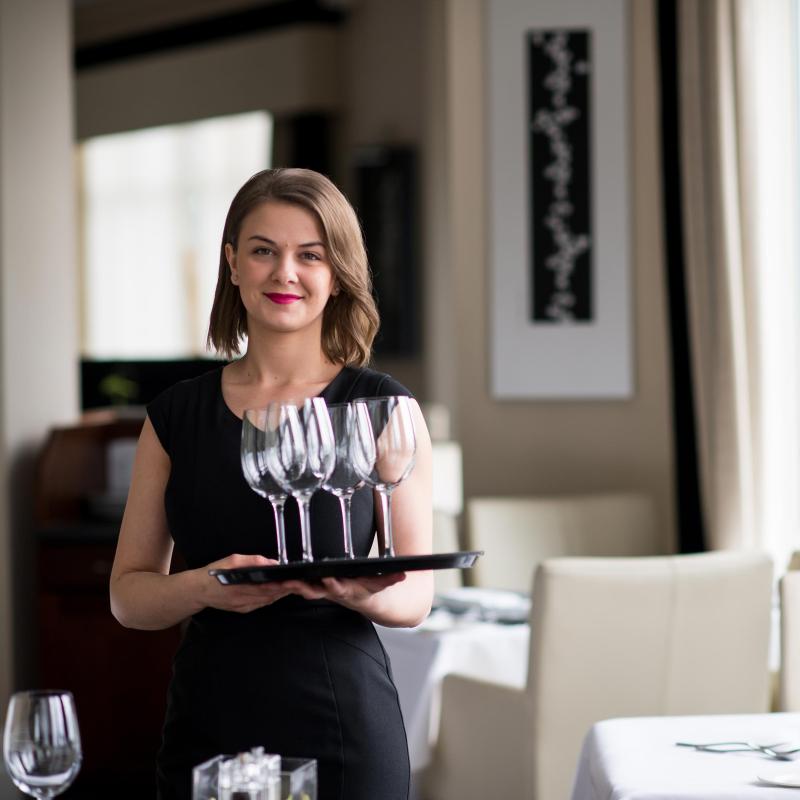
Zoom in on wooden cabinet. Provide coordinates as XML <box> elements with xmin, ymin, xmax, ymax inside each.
<box><xmin>35</xmin><ymin>419</ymin><xmax>182</xmax><ymax>798</ymax></box>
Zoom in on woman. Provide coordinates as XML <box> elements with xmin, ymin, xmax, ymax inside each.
<box><xmin>109</xmin><ymin>168</ymin><xmax>433</xmax><ymax>800</ymax></box>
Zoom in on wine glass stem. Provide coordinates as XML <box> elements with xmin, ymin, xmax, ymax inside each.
<box><xmin>339</xmin><ymin>494</ymin><xmax>355</xmax><ymax>559</ymax></box>
<box><xmin>379</xmin><ymin>490</ymin><xmax>395</xmax><ymax>558</ymax></box>
<box><xmin>272</xmin><ymin>499</ymin><xmax>288</xmax><ymax>565</ymax></box>
<box><xmin>297</xmin><ymin>494</ymin><xmax>314</xmax><ymax>562</ymax></box>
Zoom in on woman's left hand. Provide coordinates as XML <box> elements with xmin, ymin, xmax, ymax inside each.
<box><xmin>281</xmin><ymin>573</ymin><xmax>406</xmax><ymax>612</ymax></box>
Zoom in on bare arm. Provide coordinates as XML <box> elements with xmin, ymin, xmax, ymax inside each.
<box><xmin>285</xmin><ymin>400</ymin><xmax>435</xmax><ymax>627</ymax></box>
<box><xmin>110</xmin><ymin>417</ymin><xmax>292</xmax><ymax>630</ymax></box>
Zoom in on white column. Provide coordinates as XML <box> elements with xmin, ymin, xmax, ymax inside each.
<box><xmin>0</xmin><ymin>0</ymin><xmax>79</xmax><ymax>755</ymax></box>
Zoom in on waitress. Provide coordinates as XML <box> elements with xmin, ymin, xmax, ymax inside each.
<box><xmin>109</xmin><ymin>167</ymin><xmax>433</xmax><ymax>800</ymax></box>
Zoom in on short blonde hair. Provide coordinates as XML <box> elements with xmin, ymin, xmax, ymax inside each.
<box><xmin>207</xmin><ymin>168</ymin><xmax>379</xmax><ymax>366</ymax></box>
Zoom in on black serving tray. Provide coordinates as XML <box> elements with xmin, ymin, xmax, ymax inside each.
<box><xmin>209</xmin><ymin>551</ymin><xmax>483</xmax><ymax>585</ymax></box>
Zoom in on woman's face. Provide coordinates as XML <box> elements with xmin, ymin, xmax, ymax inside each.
<box><xmin>226</xmin><ymin>200</ymin><xmax>337</xmax><ymax>339</ymax></box>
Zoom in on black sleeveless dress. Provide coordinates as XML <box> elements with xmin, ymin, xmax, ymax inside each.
<box><xmin>147</xmin><ymin>365</ymin><xmax>412</xmax><ymax>800</ymax></box>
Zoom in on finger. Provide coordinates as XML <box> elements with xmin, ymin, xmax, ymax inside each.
<box><xmin>282</xmin><ymin>580</ymin><xmax>318</xmax><ymax>593</ymax></box>
<box><xmin>294</xmin><ymin>588</ymin><xmax>326</xmax><ymax>600</ymax></box>
<box><xmin>233</xmin><ymin>603</ymin><xmax>261</xmax><ymax>613</ymax></box>
<box><xmin>220</xmin><ymin>553</ymin><xmax>274</xmax><ymax>570</ymax></box>
<box><xmin>232</xmin><ymin>586</ymin><xmax>280</xmax><ymax>599</ymax></box>
<box><xmin>357</xmin><ymin>573</ymin><xmax>406</xmax><ymax>591</ymax></box>
<box><xmin>223</xmin><ymin>588</ymin><xmax>285</xmax><ymax>607</ymax></box>
<box><xmin>283</xmin><ymin>580</ymin><xmax>326</xmax><ymax>600</ymax></box>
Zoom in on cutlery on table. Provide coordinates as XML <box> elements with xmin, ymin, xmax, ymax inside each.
<box><xmin>756</xmin><ymin>744</ymin><xmax>800</xmax><ymax>760</ymax></box>
<box><xmin>676</xmin><ymin>741</ymin><xmax>800</xmax><ymax>760</ymax></box>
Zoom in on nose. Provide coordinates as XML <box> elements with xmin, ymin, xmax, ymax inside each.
<box><xmin>271</xmin><ymin>252</ymin><xmax>298</xmax><ymax>284</ymax></box>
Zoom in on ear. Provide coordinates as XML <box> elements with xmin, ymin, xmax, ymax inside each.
<box><xmin>225</xmin><ymin>243</ymin><xmax>239</xmax><ymax>285</ymax></box>
<box><xmin>331</xmin><ymin>281</ymin><xmax>341</xmax><ymax>297</ymax></box>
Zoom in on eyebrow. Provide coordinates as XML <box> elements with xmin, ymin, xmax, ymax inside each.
<box><xmin>247</xmin><ymin>235</ymin><xmax>325</xmax><ymax>248</ymax></box>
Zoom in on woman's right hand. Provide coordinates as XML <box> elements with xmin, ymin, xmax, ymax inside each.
<box><xmin>198</xmin><ymin>553</ymin><xmax>291</xmax><ymax>614</ymax></box>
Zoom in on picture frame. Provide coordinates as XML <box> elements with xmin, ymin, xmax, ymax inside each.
<box><xmin>487</xmin><ymin>0</ymin><xmax>632</xmax><ymax>399</ymax></box>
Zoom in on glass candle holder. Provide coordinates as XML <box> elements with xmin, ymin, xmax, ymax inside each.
<box><xmin>280</xmin><ymin>757</ymin><xmax>318</xmax><ymax>800</ymax></box>
<box><xmin>192</xmin><ymin>748</ymin><xmax>280</xmax><ymax>800</ymax></box>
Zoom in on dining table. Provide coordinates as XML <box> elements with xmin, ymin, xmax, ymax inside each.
<box><xmin>571</xmin><ymin>712</ymin><xmax>800</xmax><ymax>799</ymax></box>
<box><xmin>376</xmin><ymin>600</ymin><xmax>530</xmax><ymax>774</ymax></box>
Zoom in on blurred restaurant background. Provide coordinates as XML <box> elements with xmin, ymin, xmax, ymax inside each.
<box><xmin>1</xmin><ymin>0</ymin><xmax>799</xmax><ymax>797</ymax></box>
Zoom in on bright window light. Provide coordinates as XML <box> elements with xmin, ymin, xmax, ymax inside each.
<box><xmin>754</xmin><ymin>2</ymin><xmax>800</xmax><ymax>573</ymax></box>
<box><xmin>79</xmin><ymin>110</ymin><xmax>272</xmax><ymax>358</ymax></box>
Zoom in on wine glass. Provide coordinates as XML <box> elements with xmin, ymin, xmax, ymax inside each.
<box><xmin>241</xmin><ymin>408</ymin><xmax>290</xmax><ymax>565</ymax></box>
<box><xmin>322</xmin><ymin>403</ymin><xmax>367</xmax><ymax>559</ymax></box>
<box><xmin>3</xmin><ymin>690</ymin><xmax>82</xmax><ymax>799</ymax></box>
<box><xmin>352</xmin><ymin>396</ymin><xmax>416</xmax><ymax>558</ymax></box>
<box><xmin>265</xmin><ymin>398</ymin><xmax>335</xmax><ymax>562</ymax></box>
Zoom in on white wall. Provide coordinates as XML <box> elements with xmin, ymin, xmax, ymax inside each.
<box><xmin>0</xmin><ymin>0</ymin><xmax>79</xmax><ymax>794</ymax></box>
<box><xmin>425</xmin><ymin>0</ymin><xmax>675</xmax><ymax>548</ymax></box>
<box><xmin>0</xmin><ymin>4</ymin><xmax>673</xmax><ymax>792</ymax></box>
<box><xmin>76</xmin><ymin>25</ymin><xmax>343</xmax><ymax>139</ymax></box>
<box><xmin>75</xmin><ymin>1</ymin><xmax>432</xmax><ymax>396</ymax></box>
<box><xmin>339</xmin><ymin>0</ymin><xmax>428</xmax><ymax>395</ymax></box>
<box><xmin>74</xmin><ymin>0</ymin><xmax>676</xmax><ymax>542</ymax></box>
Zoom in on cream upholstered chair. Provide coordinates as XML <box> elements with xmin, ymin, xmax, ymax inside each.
<box><xmin>466</xmin><ymin>492</ymin><xmax>663</xmax><ymax>592</ymax></box>
<box><xmin>425</xmin><ymin>551</ymin><xmax>773</xmax><ymax>800</ymax></box>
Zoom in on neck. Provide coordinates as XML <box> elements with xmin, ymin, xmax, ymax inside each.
<box><xmin>234</xmin><ymin>327</ymin><xmax>337</xmax><ymax>389</ymax></box>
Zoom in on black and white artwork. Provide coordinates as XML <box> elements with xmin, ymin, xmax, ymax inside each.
<box><xmin>528</xmin><ymin>29</ymin><xmax>592</xmax><ymax>323</ymax></box>
<box><xmin>488</xmin><ymin>0</ymin><xmax>631</xmax><ymax>399</ymax></box>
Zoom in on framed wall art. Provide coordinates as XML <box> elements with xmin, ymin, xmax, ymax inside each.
<box><xmin>487</xmin><ymin>0</ymin><xmax>632</xmax><ymax>399</ymax></box>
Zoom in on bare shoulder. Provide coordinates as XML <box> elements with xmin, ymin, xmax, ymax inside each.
<box><xmin>137</xmin><ymin>415</ymin><xmax>170</xmax><ymax>464</ymax></box>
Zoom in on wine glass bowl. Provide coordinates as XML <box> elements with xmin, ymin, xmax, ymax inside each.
<box><xmin>322</xmin><ymin>403</ymin><xmax>366</xmax><ymax>559</ymax></box>
<box><xmin>3</xmin><ymin>690</ymin><xmax>82</xmax><ymax>799</ymax></box>
<box><xmin>352</xmin><ymin>396</ymin><xmax>417</xmax><ymax>558</ymax></box>
<box><xmin>241</xmin><ymin>408</ymin><xmax>290</xmax><ymax>565</ymax></box>
<box><xmin>265</xmin><ymin>398</ymin><xmax>335</xmax><ymax>562</ymax></box>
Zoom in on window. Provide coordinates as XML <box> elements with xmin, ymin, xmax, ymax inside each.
<box><xmin>79</xmin><ymin>111</ymin><xmax>272</xmax><ymax>358</ymax></box>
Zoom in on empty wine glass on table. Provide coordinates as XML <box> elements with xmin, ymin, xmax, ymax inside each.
<box><xmin>322</xmin><ymin>403</ymin><xmax>368</xmax><ymax>559</ymax></box>
<box><xmin>3</xmin><ymin>690</ymin><xmax>82</xmax><ymax>799</ymax></box>
<box><xmin>352</xmin><ymin>395</ymin><xmax>417</xmax><ymax>558</ymax></box>
<box><xmin>241</xmin><ymin>408</ymin><xmax>290</xmax><ymax>565</ymax></box>
<box><xmin>265</xmin><ymin>398</ymin><xmax>336</xmax><ymax>562</ymax></box>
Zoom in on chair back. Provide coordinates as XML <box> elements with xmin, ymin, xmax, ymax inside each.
<box><xmin>780</xmin><ymin>565</ymin><xmax>800</xmax><ymax>709</ymax></box>
<box><xmin>530</xmin><ymin>551</ymin><xmax>773</xmax><ymax>800</ymax></box>
<box><xmin>467</xmin><ymin>492</ymin><xmax>662</xmax><ymax>592</ymax></box>
<box><xmin>431</xmin><ymin>441</ymin><xmax>463</xmax><ymax>591</ymax></box>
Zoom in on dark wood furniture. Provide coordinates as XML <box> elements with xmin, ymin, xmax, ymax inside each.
<box><xmin>34</xmin><ymin>416</ymin><xmax>182</xmax><ymax>798</ymax></box>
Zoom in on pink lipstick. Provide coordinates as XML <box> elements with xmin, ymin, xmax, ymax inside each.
<box><xmin>265</xmin><ymin>293</ymin><xmax>302</xmax><ymax>305</ymax></box>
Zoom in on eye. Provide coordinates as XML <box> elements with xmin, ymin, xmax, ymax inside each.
<box><xmin>253</xmin><ymin>246</ymin><xmax>274</xmax><ymax>256</ymax></box>
<box><xmin>300</xmin><ymin>251</ymin><xmax>322</xmax><ymax>261</ymax></box>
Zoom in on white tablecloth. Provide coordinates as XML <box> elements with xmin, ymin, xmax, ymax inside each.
<box><xmin>571</xmin><ymin>713</ymin><xmax>800</xmax><ymax>800</ymax></box>
<box><xmin>376</xmin><ymin>610</ymin><xmax>529</xmax><ymax>772</ymax></box>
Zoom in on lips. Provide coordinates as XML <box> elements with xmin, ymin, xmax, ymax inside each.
<box><xmin>265</xmin><ymin>293</ymin><xmax>302</xmax><ymax>305</ymax></box>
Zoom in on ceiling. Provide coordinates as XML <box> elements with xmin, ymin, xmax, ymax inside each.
<box><xmin>72</xmin><ymin>0</ymin><xmax>348</xmax><ymax>49</ymax></box>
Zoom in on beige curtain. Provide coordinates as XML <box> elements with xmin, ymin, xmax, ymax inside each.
<box><xmin>677</xmin><ymin>0</ymin><xmax>800</xmax><ymax>568</ymax></box>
